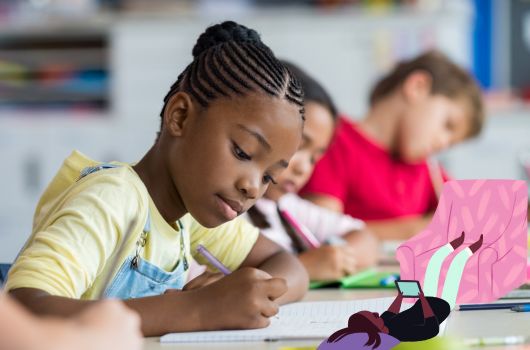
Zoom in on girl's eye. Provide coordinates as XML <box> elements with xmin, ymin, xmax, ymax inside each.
<box><xmin>233</xmin><ymin>143</ymin><xmax>251</xmax><ymax>161</ymax></box>
<box><xmin>262</xmin><ymin>174</ymin><xmax>277</xmax><ymax>185</ymax></box>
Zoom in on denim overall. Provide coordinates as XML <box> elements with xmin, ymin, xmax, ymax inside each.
<box><xmin>79</xmin><ymin>164</ymin><xmax>189</xmax><ymax>299</ymax></box>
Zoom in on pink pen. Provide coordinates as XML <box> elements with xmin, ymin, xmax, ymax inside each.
<box><xmin>279</xmin><ymin>209</ymin><xmax>321</xmax><ymax>249</ymax></box>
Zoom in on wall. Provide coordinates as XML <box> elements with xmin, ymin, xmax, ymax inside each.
<box><xmin>2</xmin><ymin>5</ymin><xmax>527</xmax><ymax>262</ymax></box>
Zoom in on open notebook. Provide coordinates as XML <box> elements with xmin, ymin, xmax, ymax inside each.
<box><xmin>160</xmin><ymin>297</ymin><xmax>394</xmax><ymax>343</ymax></box>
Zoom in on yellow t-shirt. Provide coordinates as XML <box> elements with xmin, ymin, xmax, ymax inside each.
<box><xmin>6</xmin><ymin>151</ymin><xmax>259</xmax><ymax>299</ymax></box>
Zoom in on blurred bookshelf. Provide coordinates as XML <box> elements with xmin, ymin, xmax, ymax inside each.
<box><xmin>0</xmin><ymin>28</ymin><xmax>110</xmax><ymax>115</ymax></box>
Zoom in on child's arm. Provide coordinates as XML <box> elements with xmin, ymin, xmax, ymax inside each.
<box><xmin>297</xmin><ymin>228</ymin><xmax>378</xmax><ymax>281</ymax></box>
<box><xmin>10</xmin><ymin>266</ymin><xmax>288</xmax><ymax>336</ymax></box>
<box><xmin>366</xmin><ymin>214</ymin><xmax>433</xmax><ymax>240</ymax></box>
<box><xmin>0</xmin><ymin>293</ymin><xmax>142</xmax><ymax>350</ymax></box>
<box><xmin>298</xmin><ymin>245</ymin><xmax>358</xmax><ymax>280</ymax></box>
<box><xmin>279</xmin><ymin>194</ymin><xmax>378</xmax><ymax>280</ymax></box>
<box><xmin>1</xmin><ymin>291</ymin><xmax>45</xmax><ymax>350</ymax></box>
<box><xmin>238</xmin><ymin>234</ymin><xmax>309</xmax><ymax>304</ymax></box>
<box><xmin>302</xmin><ymin>193</ymin><xmax>344</xmax><ymax>213</ymax></box>
<box><xmin>342</xmin><ymin>228</ymin><xmax>379</xmax><ymax>268</ymax></box>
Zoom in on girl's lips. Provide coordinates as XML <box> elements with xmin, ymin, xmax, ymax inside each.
<box><xmin>215</xmin><ymin>195</ymin><xmax>240</xmax><ymax>221</ymax></box>
<box><xmin>280</xmin><ymin>180</ymin><xmax>297</xmax><ymax>194</ymax></box>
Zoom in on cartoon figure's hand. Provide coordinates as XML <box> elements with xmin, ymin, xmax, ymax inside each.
<box><xmin>183</xmin><ymin>271</ymin><xmax>224</xmax><ymax>291</ymax></box>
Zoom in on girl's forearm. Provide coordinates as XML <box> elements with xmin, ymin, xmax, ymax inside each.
<box><xmin>10</xmin><ymin>288</ymin><xmax>203</xmax><ymax>336</ymax></box>
<box><xmin>366</xmin><ymin>215</ymin><xmax>432</xmax><ymax>240</ymax></box>
<box><xmin>419</xmin><ymin>294</ymin><xmax>434</xmax><ymax>318</ymax></box>
<box><xmin>0</xmin><ymin>293</ymin><xmax>44</xmax><ymax>350</ymax></box>
<box><xmin>387</xmin><ymin>293</ymin><xmax>403</xmax><ymax>314</ymax></box>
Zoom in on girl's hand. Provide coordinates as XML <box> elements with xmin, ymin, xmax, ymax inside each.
<box><xmin>183</xmin><ymin>271</ymin><xmax>225</xmax><ymax>291</ymax></box>
<box><xmin>190</xmin><ymin>267</ymin><xmax>287</xmax><ymax>330</ymax></box>
<box><xmin>298</xmin><ymin>245</ymin><xmax>358</xmax><ymax>281</ymax></box>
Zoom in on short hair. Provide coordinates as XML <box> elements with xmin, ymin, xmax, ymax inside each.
<box><xmin>369</xmin><ymin>50</ymin><xmax>484</xmax><ymax>138</ymax></box>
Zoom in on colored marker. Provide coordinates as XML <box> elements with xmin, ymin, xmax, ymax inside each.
<box><xmin>380</xmin><ymin>274</ymin><xmax>399</xmax><ymax>286</ymax></box>
<box><xmin>196</xmin><ymin>244</ymin><xmax>231</xmax><ymax>275</ymax></box>
<box><xmin>279</xmin><ymin>209</ymin><xmax>321</xmax><ymax>249</ymax></box>
<box><xmin>511</xmin><ymin>304</ymin><xmax>530</xmax><ymax>312</ymax></box>
<box><xmin>459</xmin><ymin>301</ymin><xmax>530</xmax><ymax>311</ymax></box>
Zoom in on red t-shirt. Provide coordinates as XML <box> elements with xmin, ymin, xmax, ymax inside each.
<box><xmin>300</xmin><ymin>117</ymin><xmax>449</xmax><ymax>221</ymax></box>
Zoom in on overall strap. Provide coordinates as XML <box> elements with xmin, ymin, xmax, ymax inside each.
<box><xmin>78</xmin><ymin>163</ymin><xmax>152</xmax><ymax>268</ymax></box>
<box><xmin>176</xmin><ymin>220</ymin><xmax>189</xmax><ymax>271</ymax></box>
<box><xmin>78</xmin><ymin>163</ymin><xmax>119</xmax><ymax>181</ymax></box>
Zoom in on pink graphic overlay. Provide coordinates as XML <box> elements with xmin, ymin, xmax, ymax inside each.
<box><xmin>396</xmin><ymin>180</ymin><xmax>528</xmax><ymax>304</ymax></box>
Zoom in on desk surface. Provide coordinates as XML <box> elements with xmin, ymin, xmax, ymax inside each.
<box><xmin>143</xmin><ymin>289</ymin><xmax>530</xmax><ymax>350</ymax></box>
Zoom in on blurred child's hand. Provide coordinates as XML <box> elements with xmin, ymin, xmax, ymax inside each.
<box><xmin>183</xmin><ymin>271</ymin><xmax>224</xmax><ymax>291</ymax></box>
<box><xmin>191</xmin><ymin>267</ymin><xmax>287</xmax><ymax>330</ymax></box>
<box><xmin>74</xmin><ymin>300</ymin><xmax>143</xmax><ymax>350</ymax></box>
<box><xmin>298</xmin><ymin>245</ymin><xmax>358</xmax><ymax>281</ymax></box>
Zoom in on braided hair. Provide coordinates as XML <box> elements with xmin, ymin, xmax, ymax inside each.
<box><xmin>159</xmin><ymin>21</ymin><xmax>305</xmax><ymax>132</ymax></box>
<box><xmin>246</xmin><ymin>60</ymin><xmax>337</xmax><ymax>253</ymax></box>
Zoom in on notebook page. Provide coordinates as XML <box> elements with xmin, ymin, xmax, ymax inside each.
<box><xmin>160</xmin><ymin>297</ymin><xmax>394</xmax><ymax>343</ymax></box>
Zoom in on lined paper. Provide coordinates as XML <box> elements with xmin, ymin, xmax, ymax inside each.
<box><xmin>161</xmin><ymin>297</ymin><xmax>394</xmax><ymax>343</ymax></box>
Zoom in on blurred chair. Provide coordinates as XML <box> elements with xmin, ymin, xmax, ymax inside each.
<box><xmin>397</xmin><ymin>180</ymin><xmax>528</xmax><ymax>304</ymax></box>
<box><xmin>0</xmin><ymin>264</ymin><xmax>11</xmax><ymax>285</ymax></box>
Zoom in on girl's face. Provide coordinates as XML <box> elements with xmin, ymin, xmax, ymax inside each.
<box><xmin>396</xmin><ymin>94</ymin><xmax>471</xmax><ymax>163</ymax></box>
<box><xmin>264</xmin><ymin>101</ymin><xmax>335</xmax><ymax>202</ymax></box>
<box><xmin>168</xmin><ymin>93</ymin><xmax>302</xmax><ymax>228</ymax></box>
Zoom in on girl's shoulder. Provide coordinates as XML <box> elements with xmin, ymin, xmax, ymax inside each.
<box><xmin>34</xmin><ymin>151</ymin><xmax>148</xmax><ymax>226</ymax></box>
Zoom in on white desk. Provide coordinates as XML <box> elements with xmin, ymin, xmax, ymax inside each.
<box><xmin>143</xmin><ymin>290</ymin><xmax>530</xmax><ymax>350</ymax></box>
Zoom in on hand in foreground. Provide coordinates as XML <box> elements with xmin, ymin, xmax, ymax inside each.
<box><xmin>69</xmin><ymin>300</ymin><xmax>143</xmax><ymax>350</ymax></box>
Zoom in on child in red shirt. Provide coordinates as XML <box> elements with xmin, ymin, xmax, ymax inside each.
<box><xmin>301</xmin><ymin>51</ymin><xmax>484</xmax><ymax>239</ymax></box>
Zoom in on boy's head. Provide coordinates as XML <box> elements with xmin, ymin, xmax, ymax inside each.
<box><xmin>370</xmin><ymin>50</ymin><xmax>484</xmax><ymax>163</ymax></box>
<box><xmin>265</xmin><ymin>61</ymin><xmax>337</xmax><ymax>202</ymax></box>
<box><xmin>157</xmin><ymin>21</ymin><xmax>305</xmax><ymax>227</ymax></box>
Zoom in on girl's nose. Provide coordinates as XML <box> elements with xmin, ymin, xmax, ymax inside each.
<box><xmin>290</xmin><ymin>152</ymin><xmax>312</xmax><ymax>178</ymax></box>
<box><xmin>236</xmin><ymin>174</ymin><xmax>259</xmax><ymax>200</ymax></box>
<box><xmin>434</xmin><ymin>134</ymin><xmax>451</xmax><ymax>153</ymax></box>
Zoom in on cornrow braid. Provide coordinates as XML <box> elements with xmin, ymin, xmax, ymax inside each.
<box><xmin>159</xmin><ymin>21</ymin><xmax>304</xmax><ymax>131</ymax></box>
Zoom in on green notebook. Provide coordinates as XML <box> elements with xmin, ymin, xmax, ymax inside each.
<box><xmin>309</xmin><ymin>269</ymin><xmax>399</xmax><ymax>289</ymax></box>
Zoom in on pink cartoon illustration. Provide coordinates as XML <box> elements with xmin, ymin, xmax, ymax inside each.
<box><xmin>318</xmin><ymin>285</ymin><xmax>450</xmax><ymax>349</ymax></box>
<box><xmin>397</xmin><ymin>180</ymin><xmax>528</xmax><ymax>304</ymax></box>
<box><xmin>319</xmin><ymin>180</ymin><xmax>528</xmax><ymax>349</ymax></box>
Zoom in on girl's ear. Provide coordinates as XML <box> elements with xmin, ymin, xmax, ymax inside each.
<box><xmin>401</xmin><ymin>70</ymin><xmax>433</xmax><ymax>103</ymax></box>
<box><xmin>163</xmin><ymin>92</ymin><xmax>195</xmax><ymax>137</ymax></box>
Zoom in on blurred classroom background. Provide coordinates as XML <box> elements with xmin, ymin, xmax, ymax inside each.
<box><xmin>0</xmin><ymin>0</ymin><xmax>529</xmax><ymax>262</ymax></box>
